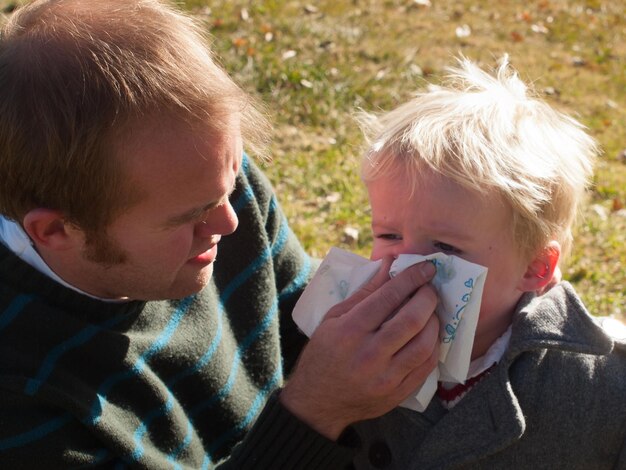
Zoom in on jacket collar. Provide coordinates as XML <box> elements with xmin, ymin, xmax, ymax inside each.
<box><xmin>506</xmin><ymin>281</ymin><xmax>613</xmax><ymax>360</ymax></box>
<box><xmin>412</xmin><ymin>282</ymin><xmax>614</xmax><ymax>469</ymax></box>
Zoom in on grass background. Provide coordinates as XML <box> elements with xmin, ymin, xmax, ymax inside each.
<box><xmin>2</xmin><ymin>1</ymin><xmax>624</xmax><ymax>320</ymax></box>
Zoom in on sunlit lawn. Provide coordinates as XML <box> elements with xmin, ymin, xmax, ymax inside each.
<box><xmin>2</xmin><ymin>0</ymin><xmax>623</xmax><ymax>319</ymax></box>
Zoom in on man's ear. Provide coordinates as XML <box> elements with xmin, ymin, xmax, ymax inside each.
<box><xmin>22</xmin><ymin>209</ymin><xmax>81</xmax><ymax>251</ymax></box>
<box><xmin>518</xmin><ymin>241</ymin><xmax>561</xmax><ymax>293</ymax></box>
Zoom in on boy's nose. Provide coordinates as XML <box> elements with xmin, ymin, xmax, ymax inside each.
<box><xmin>392</xmin><ymin>242</ymin><xmax>436</xmax><ymax>258</ymax></box>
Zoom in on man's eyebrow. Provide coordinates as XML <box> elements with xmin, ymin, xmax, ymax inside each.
<box><xmin>167</xmin><ymin>202</ymin><xmax>218</xmax><ymax>226</ymax></box>
<box><xmin>164</xmin><ymin>181</ymin><xmax>238</xmax><ymax>227</ymax></box>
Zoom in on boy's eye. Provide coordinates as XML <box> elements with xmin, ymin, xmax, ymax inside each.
<box><xmin>377</xmin><ymin>233</ymin><xmax>402</xmax><ymax>241</ymax></box>
<box><xmin>434</xmin><ymin>241</ymin><xmax>460</xmax><ymax>254</ymax></box>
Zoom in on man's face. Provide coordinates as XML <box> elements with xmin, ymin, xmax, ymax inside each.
<box><xmin>367</xmin><ymin>167</ymin><xmax>530</xmax><ymax>359</ymax></box>
<box><xmin>75</xmin><ymin>117</ymin><xmax>242</xmax><ymax>300</ymax></box>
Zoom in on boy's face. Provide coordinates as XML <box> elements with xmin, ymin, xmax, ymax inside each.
<box><xmin>367</xmin><ymin>167</ymin><xmax>531</xmax><ymax>359</ymax></box>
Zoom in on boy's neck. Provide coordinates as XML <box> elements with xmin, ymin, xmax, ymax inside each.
<box><xmin>471</xmin><ymin>309</ymin><xmax>516</xmax><ymax>360</ymax></box>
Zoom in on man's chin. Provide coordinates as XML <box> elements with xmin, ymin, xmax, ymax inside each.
<box><xmin>168</xmin><ymin>263</ymin><xmax>214</xmax><ymax>300</ymax></box>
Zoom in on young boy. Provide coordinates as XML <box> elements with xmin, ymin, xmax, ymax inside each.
<box><xmin>351</xmin><ymin>57</ymin><xmax>626</xmax><ymax>468</ymax></box>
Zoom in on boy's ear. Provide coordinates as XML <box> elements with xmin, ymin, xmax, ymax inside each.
<box><xmin>518</xmin><ymin>241</ymin><xmax>561</xmax><ymax>293</ymax></box>
<box><xmin>22</xmin><ymin>209</ymin><xmax>81</xmax><ymax>251</ymax></box>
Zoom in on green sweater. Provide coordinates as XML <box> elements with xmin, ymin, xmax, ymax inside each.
<box><xmin>0</xmin><ymin>157</ymin><xmax>354</xmax><ymax>469</ymax></box>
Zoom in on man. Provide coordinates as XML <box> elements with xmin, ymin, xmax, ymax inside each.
<box><xmin>0</xmin><ymin>0</ymin><xmax>439</xmax><ymax>468</ymax></box>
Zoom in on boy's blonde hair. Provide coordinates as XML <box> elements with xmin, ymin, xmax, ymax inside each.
<box><xmin>360</xmin><ymin>56</ymin><xmax>597</xmax><ymax>261</ymax></box>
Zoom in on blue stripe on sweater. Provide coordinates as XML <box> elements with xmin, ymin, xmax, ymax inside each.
<box><xmin>279</xmin><ymin>254</ymin><xmax>312</xmax><ymax>302</ymax></box>
<box><xmin>0</xmin><ymin>412</ymin><xmax>72</xmax><ymax>451</ymax></box>
<box><xmin>0</xmin><ymin>153</ymin><xmax>263</xmax><ymax>455</ymax></box>
<box><xmin>128</xmin><ymin>179</ymin><xmax>261</xmax><ymax>463</ymax></box>
<box><xmin>131</xmin><ymin>390</ymin><xmax>175</xmax><ymax>460</ymax></box>
<box><xmin>167</xmin><ymin>312</ymin><xmax>224</xmax><ymax>387</ymax></box>
<box><xmin>147</xmin><ymin>219</ymin><xmax>290</xmax><ymax>465</ymax></box>
<box><xmin>25</xmin><ymin>313</ymin><xmax>129</xmax><ymax>396</ymax></box>
<box><xmin>233</xmin><ymin>185</ymin><xmax>254</xmax><ymax>213</ymax></box>
<box><xmin>188</xmin><ymin>299</ymin><xmax>279</xmax><ymax>419</ymax></box>
<box><xmin>87</xmin><ymin>295</ymin><xmax>196</xmax><ymax>425</ymax></box>
<box><xmin>166</xmin><ymin>420</ymin><xmax>193</xmax><ymax>467</ymax></box>
<box><xmin>0</xmin><ymin>294</ymin><xmax>32</xmax><ymax>332</ymax></box>
<box><xmin>169</xmin><ymin>222</ymin><xmax>287</xmax><ymax>459</ymax></box>
<box><xmin>181</xmin><ymin>221</ymin><xmax>290</xmax><ymax>460</ymax></box>
<box><xmin>241</xmin><ymin>153</ymin><xmax>251</xmax><ymax>176</ymax></box>
<box><xmin>201</xmin><ymin>454</ymin><xmax>212</xmax><ymax>470</ymax></box>
<box><xmin>206</xmin><ymin>366</ymin><xmax>282</xmax><ymax>457</ymax></box>
<box><xmin>129</xmin><ymin>177</ymin><xmax>292</xmax><ymax>467</ymax></box>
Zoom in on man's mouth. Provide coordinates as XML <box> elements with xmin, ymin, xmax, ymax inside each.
<box><xmin>187</xmin><ymin>242</ymin><xmax>219</xmax><ymax>265</ymax></box>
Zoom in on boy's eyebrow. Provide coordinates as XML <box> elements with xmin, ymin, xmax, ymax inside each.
<box><xmin>372</xmin><ymin>220</ymin><xmax>475</xmax><ymax>242</ymax></box>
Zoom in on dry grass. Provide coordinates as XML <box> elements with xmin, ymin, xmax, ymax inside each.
<box><xmin>195</xmin><ymin>0</ymin><xmax>625</xmax><ymax>320</ymax></box>
<box><xmin>2</xmin><ymin>0</ymin><xmax>624</xmax><ymax>319</ymax></box>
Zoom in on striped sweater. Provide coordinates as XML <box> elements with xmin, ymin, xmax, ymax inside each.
<box><xmin>0</xmin><ymin>157</ymin><xmax>353</xmax><ymax>469</ymax></box>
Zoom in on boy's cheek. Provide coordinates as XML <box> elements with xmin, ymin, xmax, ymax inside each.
<box><xmin>370</xmin><ymin>247</ymin><xmax>381</xmax><ymax>261</ymax></box>
<box><xmin>370</xmin><ymin>243</ymin><xmax>389</xmax><ymax>261</ymax></box>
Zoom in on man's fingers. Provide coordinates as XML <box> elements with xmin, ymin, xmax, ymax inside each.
<box><xmin>323</xmin><ymin>256</ymin><xmax>394</xmax><ymax>320</ymax></box>
<box><xmin>395</xmin><ymin>337</ymin><xmax>440</xmax><ymax>399</ymax></box>
<box><xmin>392</xmin><ymin>312</ymin><xmax>440</xmax><ymax>374</ymax></box>
<box><xmin>374</xmin><ymin>283</ymin><xmax>438</xmax><ymax>354</ymax></box>
<box><xmin>350</xmin><ymin>260</ymin><xmax>437</xmax><ymax>332</ymax></box>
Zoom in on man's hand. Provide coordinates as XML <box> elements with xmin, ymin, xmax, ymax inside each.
<box><xmin>280</xmin><ymin>257</ymin><xmax>439</xmax><ymax>440</ymax></box>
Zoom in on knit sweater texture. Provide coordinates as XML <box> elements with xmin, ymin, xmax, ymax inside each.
<box><xmin>0</xmin><ymin>156</ymin><xmax>354</xmax><ymax>469</ymax></box>
<box><xmin>351</xmin><ymin>282</ymin><xmax>626</xmax><ymax>469</ymax></box>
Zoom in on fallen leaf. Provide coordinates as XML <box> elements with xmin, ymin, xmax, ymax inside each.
<box><xmin>510</xmin><ymin>31</ymin><xmax>524</xmax><ymax>42</ymax></box>
<box><xmin>232</xmin><ymin>37</ymin><xmax>248</xmax><ymax>48</ymax></box>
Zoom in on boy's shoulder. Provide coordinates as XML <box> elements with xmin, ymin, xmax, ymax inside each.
<box><xmin>512</xmin><ymin>282</ymin><xmax>625</xmax><ymax>358</ymax></box>
<box><xmin>596</xmin><ymin>317</ymin><xmax>626</xmax><ymax>345</ymax></box>
<box><xmin>595</xmin><ymin>316</ymin><xmax>626</xmax><ymax>347</ymax></box>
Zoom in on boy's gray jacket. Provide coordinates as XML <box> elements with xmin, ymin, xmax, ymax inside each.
<box><xmin>351</xmin><ymin>282</ymin><xmax>626</xmax><ymax>469</ymax></box>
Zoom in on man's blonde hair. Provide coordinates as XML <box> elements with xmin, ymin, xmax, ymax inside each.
<box><xmin>0</xmin><ymin>0</ymin><xmax>270</xmax><ymax>236</ymax></box>
<box><xmin>360</xmin><ymin>56</ymin><xmax>597</xmax><ymax>261</ymax></box>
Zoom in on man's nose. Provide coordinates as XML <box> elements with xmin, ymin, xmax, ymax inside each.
<box><xmin>194</xmin><ymin>200</ymin><xmax>239</xmax><ymax>238</ymax></box>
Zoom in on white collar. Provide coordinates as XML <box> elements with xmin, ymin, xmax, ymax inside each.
<box><xmin>467</xmin><ymin>325</ymin><xmax>512</xmax><ymax>379</ymax></box>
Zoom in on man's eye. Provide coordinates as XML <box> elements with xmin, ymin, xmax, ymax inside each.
<box><xmin>434</xmin><ymin>241</ymin><xmax>460</xmax><ymax>253</ymax></box>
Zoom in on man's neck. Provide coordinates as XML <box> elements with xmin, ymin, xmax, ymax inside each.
<box><xmin>0</xmin><ymin>216</ymin><xmax>124</xmax><ymax>302</ymax></box>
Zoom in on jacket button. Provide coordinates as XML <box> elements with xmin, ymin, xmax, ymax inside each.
<box><xmin>368</xmin><ymin>440</ymin><xmax>392</xmax><ymax>468</ymax></box>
